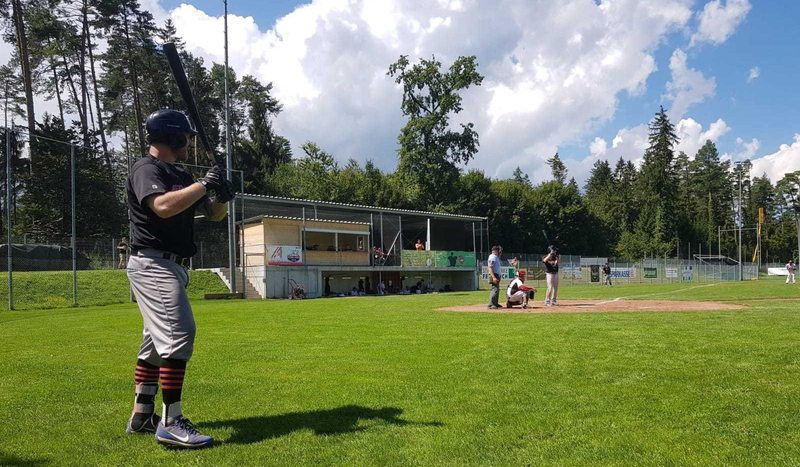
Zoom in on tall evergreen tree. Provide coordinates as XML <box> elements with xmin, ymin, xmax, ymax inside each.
<box><xmin>546</xmin><ymin>152</ymin><xmax>567</xmax><ymax>185</ymax></box>
<box><xmin>622</xmin><ymin>106</ymin><xmax>679</xmax><ymax>258</ymax></box>
<box><xmin>584</xmin><ymin>159</ymin><xmax>616</xmax><ymax>253</ymax></box>
<box><xmin>688</xmin><ymin>140</ymin><xmax>732</xmax><ymax>246</ymax></box>
<box><xmin>511</xmin><ymin>166</ymin><xmax>531</xmax><ymax>186</ymax></box>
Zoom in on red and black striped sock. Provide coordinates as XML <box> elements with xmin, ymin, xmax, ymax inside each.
<box><xmin>134</xmin><ymin>360</ymin><xmax>159</xmax><ymax>406</ymax></box>
<box><xmin>160</xmin><ymin>359</ymin><xmax>187</xmax><ymax>422</ymax></box>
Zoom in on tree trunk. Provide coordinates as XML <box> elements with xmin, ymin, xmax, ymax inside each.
<box><xmin>50</xmin><ymin>60</ymin><xmax>65</xmax><ymax>127</ymax></box>
<box><xmin>44</xmin><ymin>38</ymin><xmax>66</xmax><ymax>127</ymax></box>
<box><xmin>83</xmin><ymin>7</ymin><xmax>110</xmax><ymax>168</ymax></box>
<box><xmin>11</xmin><ymin>0</ymin><xmax>35</xmax><ymax>134</ymax></box>
<box><xmin>61</xmin><ymin>52</ymin><xmax>85</xmax><ymax>128</ymax></box>
<box><xmin>11</xmin><ymin>0</ymin><xmax>35</xmax><ymax>171</ymax></box>
<box><xmin>77</xmin><ymin>1</ymin><xmax>90</xmax><ymax>149</ymax></box>
<box><xmin>122</xmin><ymin>9</ymin><xmax>145</xmax><ymax>154</ymax></box>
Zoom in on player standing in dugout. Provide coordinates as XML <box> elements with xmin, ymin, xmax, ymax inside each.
<box><xmin>124</xmin><ymin>109</ymin><xmax>236</xmax><ymax>448</ymax></box>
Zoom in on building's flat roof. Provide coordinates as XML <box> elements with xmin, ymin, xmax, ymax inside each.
<box><xmin>239</xmin><ymin>193</ymin><xmax>487</xmax><ymax>222</ymax></box>
<box><xmin>240</xmin><ymin>214</ymin><xmax>371</xmax><ymax>226</ymax></box>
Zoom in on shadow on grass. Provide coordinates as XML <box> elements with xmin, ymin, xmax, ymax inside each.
<box><xmin>200</xmin><ymin>405</ymin><xmax>442</xmax><ymax>445</ymax></box>
<box><xmin>0</xmin><ymin>452</ymin><xmax>48</xmax><ymax>466</ymax></box>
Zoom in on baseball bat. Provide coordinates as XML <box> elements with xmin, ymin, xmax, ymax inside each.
<box><xmin>542</xmin><ymin>229</ymin><xmax>550</xmax><ymax>245</ymax></box>
<box><xmin>162</xmin><ymin>42</ymin><xmax>222</xmax><ymax>166</ymax></box>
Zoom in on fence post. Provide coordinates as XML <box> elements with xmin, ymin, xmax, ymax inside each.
<box><xmin>6</xmin><ymin>125</ymin><xmax>12</xmax><ymax>310</ymax></box>
<box><xmin>71</xmin><ymin>144</ymin><xmax>77</xmax><ymax>307</ymax></box>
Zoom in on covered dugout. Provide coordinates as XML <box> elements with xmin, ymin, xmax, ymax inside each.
<box><xmin>235</xmin><ymin>195</ymin><xmax>488</xmax><ymax>298</ymax></box>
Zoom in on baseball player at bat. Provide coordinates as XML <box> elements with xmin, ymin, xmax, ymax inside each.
<box><xmin>543</xmin><ymin>245</ymin><xmax>560</xmax><ymax>306</ymax></box>
<box><xmin>124</xmin><ymin>109</ymin><xmax>235</xmax><ymax>448</ymax></box>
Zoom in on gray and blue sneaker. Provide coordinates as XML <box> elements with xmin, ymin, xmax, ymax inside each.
<box><xmin>155</xmin><ymin>416</ymin><xmax>213</xmax><ymax>449</ymax></box>
<box><xmin>126</xmin><ymin>412</ymin><xmax>161</xmax><ymax>434</ymax></box>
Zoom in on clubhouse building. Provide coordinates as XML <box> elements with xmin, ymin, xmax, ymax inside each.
<box><xmin>231</xmin><ymin>194</ymin><xmax>488</xmax><ymax>299</ymax></box>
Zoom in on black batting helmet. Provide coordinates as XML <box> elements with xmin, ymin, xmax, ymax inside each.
<box><xmin>145</xmin><ymin>109</ymin><xmax>197</xmax><ymax>149</ymax></box>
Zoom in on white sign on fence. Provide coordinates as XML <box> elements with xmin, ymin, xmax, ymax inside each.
<box><xmin>610</xmin><ymin>267</ymin><xmax>635</xmax><ymax>278</ymax></box>
<box><xmin>560</xmin><ymin>265</ymin><xmax>582</xmax><ymax>279</ymax></box>
<box><xmin>665</xmin><ymin>267</ymin><xmax>678</xmax><ymax>278</ymax></box>
<box><xmin>768</xmin><ymin>267</ymin><xmax>789</xmax><ymax>276</ymax></box>
<box><xmin>267</xmin><ymin>245</ymin><xmax>303</xmax><ymax>266</ymax></box>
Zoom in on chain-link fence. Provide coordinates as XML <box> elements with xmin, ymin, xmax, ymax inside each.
<box><xmin>476</xmin><ymin>252</ymin><xmax>760</xmax><ymax>289</ymax></box>
<box><xmin>1</xmin><ymin>127</ymin><xmax>242</xmax><ymax>310</ymax></box>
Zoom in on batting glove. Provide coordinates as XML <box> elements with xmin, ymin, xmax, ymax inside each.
<box><xmin>199</xmin><ymin>164</ymin><xmax>225</xmax><ymax>191</ymax></box>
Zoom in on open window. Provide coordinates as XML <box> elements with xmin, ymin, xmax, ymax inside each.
<box><xmin>305</xmin><ymin>231</ymin><xmax>335</xmax><ymax>251</ymax></box>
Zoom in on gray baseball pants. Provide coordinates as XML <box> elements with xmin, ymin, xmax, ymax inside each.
<box><xmin>127</xmin><ymin>251</ymin><xmax>196</xmax><ymax>365</ymax></box>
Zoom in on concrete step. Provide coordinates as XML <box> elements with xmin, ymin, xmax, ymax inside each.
<box><xmin>213</xmin><ymin>267</ymin><xmax>263</xmax><ymax>299</ymax></box>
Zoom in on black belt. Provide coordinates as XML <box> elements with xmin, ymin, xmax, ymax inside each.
<box><xmin>133</xmin><ymin>248</ymin><xmax>191</xmax><ymax>267</ymax></box>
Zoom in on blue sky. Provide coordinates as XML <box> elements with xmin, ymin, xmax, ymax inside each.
<box><xmin>583</xmin><ymin>1</ymin><xmax>800</xmax><ymax>162</ymax></box>
<box><xmin>150</xmin><ymin>0</ymin><xmax>799</xmax><ymax>184</ymax></box>
<box><xmin>160</xmin><ymin>0</ymin><xmax>301</xmax><ymax>27</ymax></box>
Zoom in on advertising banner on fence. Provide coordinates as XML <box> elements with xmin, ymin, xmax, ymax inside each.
<box><xmin>590</xmin><ymin>265</ymin><xmax>600</xmax><ymax>282</ymax></box>
<box><xmin>666</xmin><ymin>267</ymin><xmax>678</xmax><ymax>278</ymax></box>
<box><xmin>644</xmin><ymin>267</ymin><xmax>658</xmax><ymax>278</ymax></box>
<box><xmin>267</xmin><ymin>245</ymin><xmax>303</xmax><ymax>266</ymax></box>
<box><xmin>610</xmin><ymin>267</ymin><xmax>636</xmax><ymax>279</ymax></box>
<box><xmin>481</xmin><ymin>266</ymin><xmax>516</xmax><ymax>282</ymax></box>
<box><xmin>682</xmin><ymin>265</ymin><xmax>693</xmax><ymax>281</ymax></box>
<box><xmin>436</xmin><ymin>251</ymin><xmax>476</xmax><ymax>268</ymax></box>
<box><xmin>560</xmin><ymin>264</ymin><xmax>582</xmax><ymax>280</ymax></box>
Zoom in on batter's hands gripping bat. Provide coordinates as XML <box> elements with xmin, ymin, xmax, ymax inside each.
<box><xmin>162</xmin><ymin>42</ymin><xmax>223</xmax><ymax>167</ymax></box>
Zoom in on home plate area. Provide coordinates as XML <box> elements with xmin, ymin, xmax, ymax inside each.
<box><xmin>439</xmin><ymin>299</ymin><xmax>744</xmax><ymax>314</ymax></box>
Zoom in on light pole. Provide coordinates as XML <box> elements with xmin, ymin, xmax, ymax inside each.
<box><xmin>224</xmin><ymin>0</ymin><xmax>236</xmax><ymax>294</ymax></box>
<box><xmin>734</xmin><ymin>162</ymin><xmax>743</xmax><ymax>281</ymax></box>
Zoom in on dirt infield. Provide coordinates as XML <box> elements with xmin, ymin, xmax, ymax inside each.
<box><xmin>438</xmin><ymin>298</ymin><xmax>745</xmax><ymax>314</ymax></box>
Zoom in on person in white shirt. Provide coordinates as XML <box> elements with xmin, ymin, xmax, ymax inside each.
<box><xmin>786</xmin><ymin>260</ymin><xmax>796</xmax><ymax>284</ymax></box>
<box><xmin>506</xmin><ymin>270</ymin><xmax>532</xmax><ymax>308</ymax></box>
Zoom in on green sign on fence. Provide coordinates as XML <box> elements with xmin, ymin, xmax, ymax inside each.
<box><xmin>644</xmin><ymin>267</ymin><xmax>658</xmax><ymax>278</ymax></box>
<box><xmin>401</xmin><ymin>250</ymin><xmax>476</xmax><ymax>268</ymax></box>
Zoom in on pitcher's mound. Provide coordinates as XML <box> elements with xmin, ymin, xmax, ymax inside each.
<box><xmin>439</xmin><ymin>299</ymin><xmax>744</xmax><ymax>314</ymax></box>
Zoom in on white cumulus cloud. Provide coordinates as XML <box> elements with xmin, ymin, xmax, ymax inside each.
<box><xmin>663</xmin><ymin>49</ymin><xmax>716</xmax><ymax>119</ymax></box>
<box><xmin>733</xmin><ymin>136</ymin><xmax>760</xmax><ymax>159</ymax></box>
<box><xmin>674</xmin><ymin>117</ymin><xmax>730</xmax><ymax>157</ymax></box>
<box><xmin>158</xmin><ymin>0</ymin><xmax>696</xmax><ymax>178</ymax></box>
<box><xmin>750</xmin><ymin>135</ymin><xmax>800</xmax><ymax>181</ymax></box>
<box><xmin>690</xmin><ymin>0</ymin><xmax>751</xmax><ymax>47</ymax></box>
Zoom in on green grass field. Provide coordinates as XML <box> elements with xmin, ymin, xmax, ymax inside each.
<box><xmin>2</xmin><ymin>279</ymin><xmax>800</xmax><ymax>465</ymax></box>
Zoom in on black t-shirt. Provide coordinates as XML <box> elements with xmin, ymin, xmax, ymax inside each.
<box><xmin>602</xmin><ymin>265</ymin><xmax>611</xmax><ymax>274</ymax></box>
<box><xmin>544</xmin><ymin>255</ymin><xmax>559</xmax><ymax>274</ymax></box>
<box><xmin>127</xmin><ymin>156</ymin><xmax>203</xmax><ymax>258</ymax></box>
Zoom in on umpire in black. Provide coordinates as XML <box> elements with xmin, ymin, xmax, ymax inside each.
<box><xmin>125</xmin><ymin>109</ymin><xmax>234</xmax><ymax>448</ymax></box>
